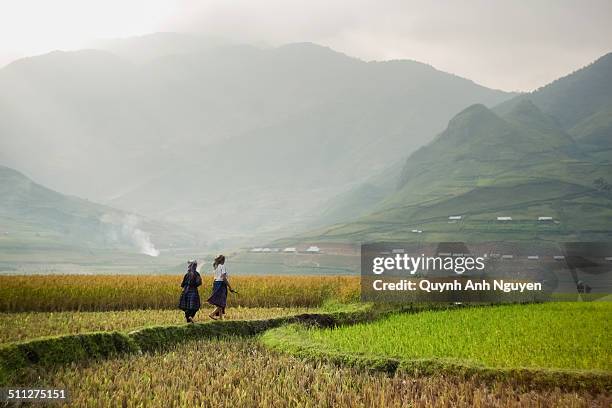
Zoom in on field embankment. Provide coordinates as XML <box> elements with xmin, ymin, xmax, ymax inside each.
<box><xmin>0</xmin><ymin>304</ymin><xmax>378</xmax><ymax>384</ymax></box>
<box><xmin>0</xmin><ymin>308</ymin><xmax>312</xmax><ymax>344</ymax></box>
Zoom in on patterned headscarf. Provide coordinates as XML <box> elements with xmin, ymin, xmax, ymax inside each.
<box><xmin>187</xmin><ymin>259</ymin><xmax>197</xmax><ymax>274</ymax></box>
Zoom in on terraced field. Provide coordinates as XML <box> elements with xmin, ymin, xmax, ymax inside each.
<box><xmin>263</xmin><ymin>302</ymin><xmax>612</xmax><ymax>372</ymax></box>
<box><xmin>15</xmin><ymin>339</ymin><xmax>609</xmax><ymax>408</ymax></box>
<box><xmin>1</xmin><ymin>273</ymin><xmax>609</xmax><ymax>407</ymax></box>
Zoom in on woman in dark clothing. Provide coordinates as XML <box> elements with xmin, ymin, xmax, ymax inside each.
<box><xmin>178</xmin><ymin>260</ymin><xmax>202</xmax><ymax>323</ymax></box>
<box><xmin>207</xmin><ymin>254</ymin><xmax>235</xmax><ymax>320</ymax></box>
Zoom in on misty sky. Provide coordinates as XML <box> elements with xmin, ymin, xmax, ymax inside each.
<box><xmin>1</xmin><ymin>0</ymin><xmax>611</xmax><ymax>91</ymax></box>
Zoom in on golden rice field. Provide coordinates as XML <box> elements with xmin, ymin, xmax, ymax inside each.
<box><xmin>16</xmin><ymin>339</ymin><xmax>609</xmax><ymax>408</ymax></box>
<box><xmin>0</xmin><ymin>307</ymin><xmax>312</xmax><ymax>344</ymax></box>
<box><xmin>0</xmin><ymin>275</ymin><xmax>360</xmax><ymax>312</ymax></box>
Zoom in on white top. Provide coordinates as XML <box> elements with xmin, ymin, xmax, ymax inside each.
<box><xmin>214</xmin><ymin>264</ymin><xmax>228</xmax><ymax>281</ymax></box>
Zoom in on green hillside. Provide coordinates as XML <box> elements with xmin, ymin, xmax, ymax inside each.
<box><xmin>0</xmin><ymin>165</ymin><xmax>194</xmax><ymax>257</ymax></box>
<box><xmin>569</xmin><ymin>106</ymin><xmax>612</xmax><ymax>147</ymax></box>
<box><xmin>292</xmin><ymin>107</ymin><xmax>610</xmax><ymax>243</ymax></box>
<box><xmin>495</xmin><ymin>52</ymin><xmax>612</xmax><ymax>149</ymax></box>
<box><xmin>288</xmin><ymin>52</ymin><xmax>612</xmax><ymax>245</ymax></box>
<box><xmin>496</xmin><ymin>52</ymin><xmax>612</xmax><ymax>131</ymax></box>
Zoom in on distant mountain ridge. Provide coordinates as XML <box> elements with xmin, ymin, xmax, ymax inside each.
<box><xmin>90</xmin><ymin>32</ymin><xmax>229</xmax><ymax>63</ymax></box>
<box><xmin>0</xmin><ymin>35</ymin><xmax>512</xmax><ymax>245</ymax></box>
<box><xmin>496</xmin><ymin>52</ymin><xmax>612</xmax><ymax>147</ymax></box>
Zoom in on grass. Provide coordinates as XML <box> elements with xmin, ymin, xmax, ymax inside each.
<box><xmin>0</xmin><ymin>275</ymin><xmax>360</xmax><ymax>311</ymax></box>
<box><xmin>0</xmin><ymin>307</ymin><xmax>313</xmax><ymax>344</ymax></box>
<box><xmin>14</xmin><ymin>338</ymin><xmax>609</xmax><ymax>408</ymax></box>
<box><xmin>293</xmin><ymin>302</ymin><xmax>612</xmax><ymax>371</ymax></box>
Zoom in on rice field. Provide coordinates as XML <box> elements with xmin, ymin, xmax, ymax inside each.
<box><xmin>0</xmin><ymin>275</ymin><xmax>360</xmax><ymax>312</ymax></box>
<box><xmin>300</xmin><ymin>302</ymin><xmax>612</xmax><ymax>371</ymax></box>
<box><xmin>15</xmin><ymin>339</ymin><xmax>609</xmax><ymax>408</ymax></box>
<box><xmin>0</xmin><ymin>307</ymin><xmax>312</xmax><ymax>344</ymax></box>
<box><xmin>2</xmin><ymin>274</ymin><xmax>610</xmax><ymax>406</ymax></box>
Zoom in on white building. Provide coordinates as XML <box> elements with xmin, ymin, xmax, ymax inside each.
<box><xmin>283</xmin><ymin>247</ymin><xmax>297</xmax><ymax>253</ymax></box>
<box><xmin>553</xmin><ymin>255</ymin><xmax>565</xmax><ymax>260</ymax></box>
<box><xmin>262</xmin><ymin>248</ymin><xmax>272</xmax><ymax>253</ymax></box>
<box><xmin>250</xmin><ymin>248</ymin><xmax>263</xmax><ymax>252</ymax></box>
<box><xmin>501</xmin><ymin>254</ymin><xmax>514</xmax><ymax>259</ymax></box>
<box><xmin>448</xmin><ymin>215</ymin><xmax>462</xmax><ymax>220</ymax></box>
<box><xmin>538</xmin><ymin>216</ymin><xmax>553</xmax><ymax>221</ymax></box>
<box><xmin>305</xmin><ymin>246</ymin><xmax>320</xmax><ymax>253</ymax></box>
<box><xmin>527</xmin><ymin>255</ymin><xmax>539</xmax><ymax>260</ymax></box>
<box><xmin>497</xmin><ymin>216</ymin><xmax>513</xmax><ymax>221</ymax></box>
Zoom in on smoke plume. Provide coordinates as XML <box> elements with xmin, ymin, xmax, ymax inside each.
<box><xmin>101</xmin><ymin>213</ymin><xmax>160</xmax><ymax>257</ymax></box>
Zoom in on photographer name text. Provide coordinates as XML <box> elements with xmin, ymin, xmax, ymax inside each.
<box><xmin>372</xmin><ymin>279</ymin><xmax>542</xmax><ymax>293</ymax></box>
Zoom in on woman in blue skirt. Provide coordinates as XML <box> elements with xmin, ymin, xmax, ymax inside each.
<box><xmin>178</xmin><ymin>260</ymin><xmax>202</xmax><ymax>323</ymax></box>
<box><xmin>207</xmin><ymin>254</ymin><xmax>235</xmax><ymax>320</ymax></box>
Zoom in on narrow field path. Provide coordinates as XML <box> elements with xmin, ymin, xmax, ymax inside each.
<box><xmin>0</xmin><ymin>307</ymin><xmax>312</xmax><ymax>344</ymax></box>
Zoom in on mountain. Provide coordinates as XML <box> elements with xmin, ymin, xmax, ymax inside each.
<box><xmin>0</xmin><ymin>165</ymin><xmax>194</xmax><ymax>256</ymax></box>
<box><xmin>569</xmin><ymin>106</ymin><xmax>612</xmax><ymax>148</ymax></box>
<box><xmin>496</xmin><ymin>52</ymin><xmax>612</xmax><ymax>147</ymax></box>
<box><xmin>289</xmin><ymin>53</ymin><xmax>612</xmax><ymax>244</ymax></box>
<box><xmin>0</xmin><ymin>39</ymin><xmax>512</xmax><ymax>244</ymax></box>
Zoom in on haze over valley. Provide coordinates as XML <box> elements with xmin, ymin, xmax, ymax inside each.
<box><xmin>0</xmin><ymin>34</ymin><xmax>512</xmax><ymax>249</ymax></box>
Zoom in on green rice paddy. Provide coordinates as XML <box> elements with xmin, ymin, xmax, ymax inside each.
<box><xmin>302</xmin><ymin>302</ymin><xmax>611</xmax><ymax>371</ymax></box>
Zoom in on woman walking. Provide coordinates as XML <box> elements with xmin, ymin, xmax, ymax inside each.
<box><xmin>207</xmin><ymin>254</ymin><xmax>235</xmax><ymax>320</ymax></box>
<box><xmin>178</xmin><ymin>260</ymin><xmax>202</xmax><ymax>323</ymax></box>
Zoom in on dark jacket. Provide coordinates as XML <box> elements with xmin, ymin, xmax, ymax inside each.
<box><xmin>178</xmin><ymin>271</ymin><xmax>202</xmax><ymax>311</ymax></box>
